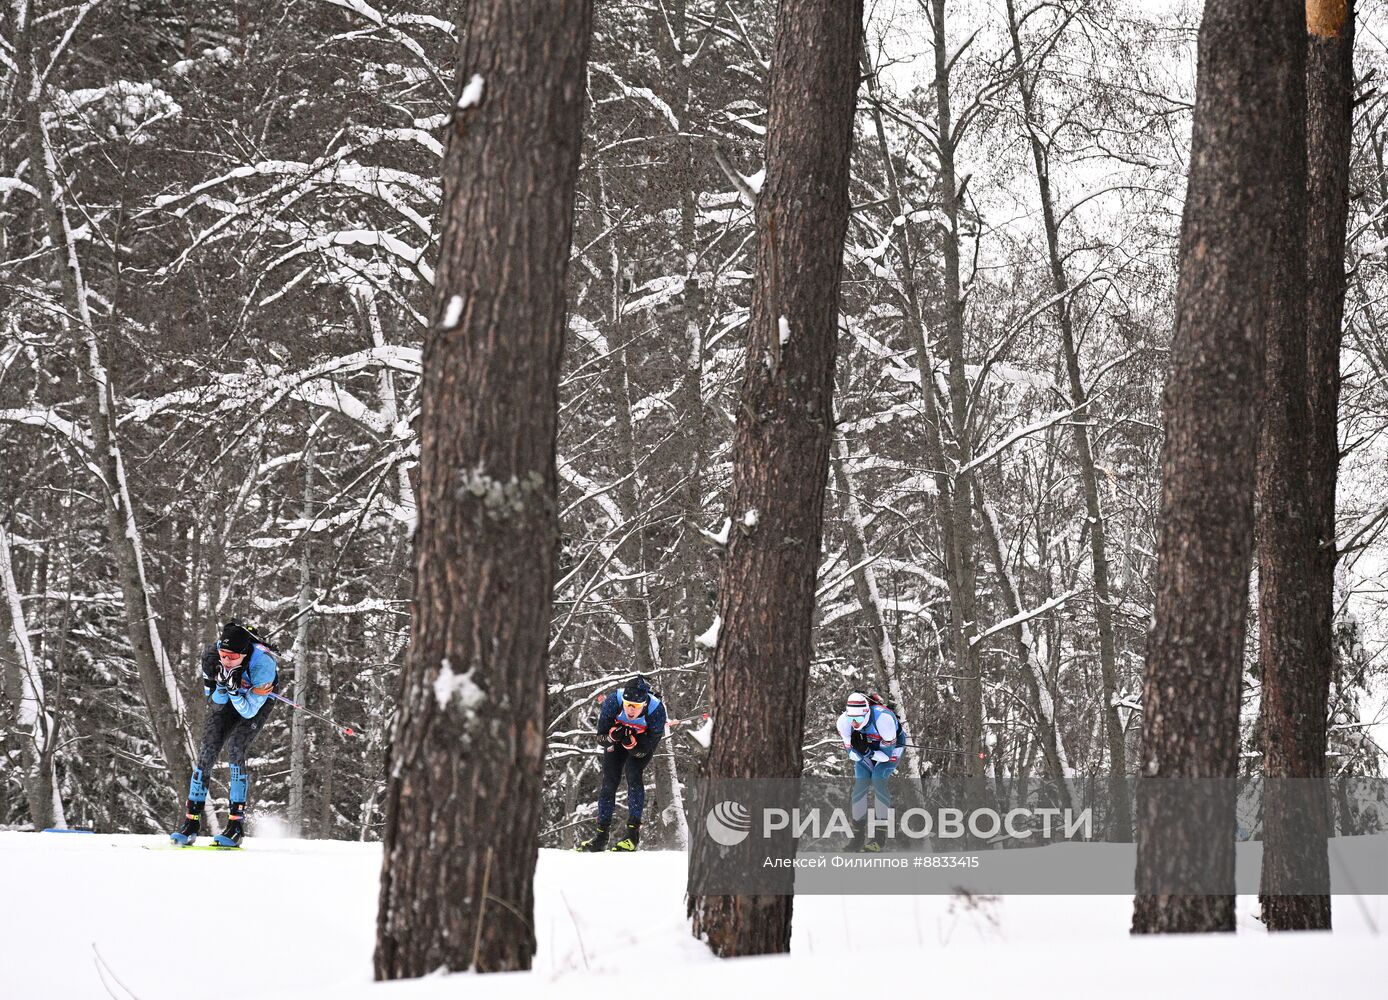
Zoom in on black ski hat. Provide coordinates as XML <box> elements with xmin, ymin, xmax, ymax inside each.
<box><xmin>218</xmin><ymin>620</ymin><xmax>254</xmax><ymax>656</ymax></box>
<box><xmin>622</xmin><ymin>675</ymin><xmax>651</xmax><ymax>704</ymax></box>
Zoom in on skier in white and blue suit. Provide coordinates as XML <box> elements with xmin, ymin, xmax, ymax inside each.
<box><xmin>576</xmin><ymin>674</ymin><xmax>667</xmax><ymax>852</ymax></box>
<box><xmin>838</xmin><ymin>691</ymin><xmax>906</xmax><ymax>852</ymax></box>
<box><xmin>169</xmin><ymin>620</ymin><xmax>279</xmax><ymax>848</ymax></box>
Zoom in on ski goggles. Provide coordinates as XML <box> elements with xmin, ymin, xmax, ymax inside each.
<box><xmin>621</xmin><ymin>698</ymin><xmax>648</xmax><ymax>712</ymax></box>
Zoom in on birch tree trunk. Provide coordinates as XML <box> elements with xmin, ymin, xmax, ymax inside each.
<box><xmin>1132</xmin><ymin>0</ymin><xmax>1304</xmax><ymax>934</ymax></box>
<box><xmin>686</xmin><ymin>0</ymin><xmax>862</xmax><ymax>959</ymax></box>
<box><xmin>374</xmin><ymin>0</ymin><xmax>594</xmax><ymax>977</ymax></box>
<box><xmin>1260</xmin><ymin>0</ymin><xmax>1355</xmax><ymax>932</ymax></box>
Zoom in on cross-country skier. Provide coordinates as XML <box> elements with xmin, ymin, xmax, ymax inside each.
<box><xmin>838</xmin><ymin>691</ymin><xmax>906</xmax><ymax>851</ymax></box>
<box><xmin>576</xmin><ymin>674</ymin><xmax>666</xmax><ymax>852</ymax></box>
<box><xmin>169</xmin><ymin>620</ymin><xmax>279</xmax><ymax>848</ymax></box>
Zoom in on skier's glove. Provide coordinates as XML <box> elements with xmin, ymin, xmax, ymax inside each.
<box><xmin>871</xmin><ymin>750</ymin><xmax>891</xmax><ymax>763</ymax></box>
<box><xmin>849</xmin><ymin>730</ymin><xmax>871</xmax><ymax>755</ymax></box>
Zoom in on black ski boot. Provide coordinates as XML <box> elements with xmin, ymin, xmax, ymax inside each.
<box><xmin>610</xmin><ymin>821</ymin><xmax>641</xmax><ymax>852</ymax></box>
<box><xmin>844</xmin><ymin>819</ymin><xmax>866</xmax><ymax>852</ymax></box>
<box><xmin>169</xmin><ymin>800</ymin><xmax>203</xmax><ymax>846</ymax></box>
<box><xmin>576</xmin><ymin>821</ymin><xmax>610</xmax><ymax>852</ymax></box>
<box><xmin>213</xmin><ymin>804</ymin><xmax>245</xmax><ymax>848</ymax></box>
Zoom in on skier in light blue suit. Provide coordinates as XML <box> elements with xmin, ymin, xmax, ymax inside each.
<box><xmin>169</xmin><ymin>620</ymin><xmax>279</xmax><ymax>848</ymax></box>
<box><xmin>211</xmin><ymin>641</ymin><xmax>277</xmax><ymax>718</ymax></box>
<box><xmin>838</xmin><ymin>691</ymin><xmax>906</xmax><ymax>852</ymax></box>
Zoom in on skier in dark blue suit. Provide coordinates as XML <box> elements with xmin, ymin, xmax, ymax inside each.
<box><xmin>169</xmin><ymin>620</ymin><xmax>279</xmax><ymax>848</ymax></box>
<box><xmin>577</xmin><ymin>675</ymin><xmax>666</xmax><ymax>852</ymax></box>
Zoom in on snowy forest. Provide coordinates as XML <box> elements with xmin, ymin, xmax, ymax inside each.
<box><xmin>2</xmin><ymin>0</ymin><xmax>1387</xmax><ymax>984</ymax></box>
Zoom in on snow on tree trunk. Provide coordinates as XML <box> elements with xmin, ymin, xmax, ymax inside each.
<box><xmin>1003</xmin><ymin>0</ymin><xmax>1130</xmax><ymax>841</ymax></box>
<box><xmin>1260</xmin><ymin>0</ymin><xmax>1354</xmax><ymax>932</ymax></box>
<box><xmin>356</xmin><ymin>289</ymin><xmax>418</xmax><ymax>525</ymax></box>
<box><xmin>17</xmin><ymin>12</ymin><xmax>195</xmax><ymax>789</ymax></box>
<box><xmin>975</xmin><ymin>493</ymin><xmax>1077</xmax><ymax>815</ymax></box>
<box><xmin>864</xmin><ymin>38</ymin><xmax>982</xmax><ymax>784</ymax></box>
<box><xmin>373</xmin><ymin>0</ymin><xmax>594</xmax><ymax>978</ymax></box>
<box><xmin>686</xmin><ymin>0</ymin><xmax>863</xmax><ymax>959</ymax></box>
<box><xmin>0</xmin><ymin>525</ymin><xmax>65</xmax><ymax>830</ymax></box>
<box><xmin>660</xmin><ymin>745</ymin><xmax>690</xmax><ymax>849</ymax></box>
<box><xmin>1132</xmin><ymin>0</ymin><xmax>1305</xmax><ymax>935</ymax></box>
<box><xmin>929</xmin><ymin>0</ymin><xmax>986</xmax><ymax>785</ymax></box>
<box><xmin>289</xmin><ymin>447</ymin><xmax>316</xmax><ymax>838</ymax></box>
<box><xmin>830</xmin><ymin>436</ymin><xmax>921</xmax><ymax>782</ymax></box>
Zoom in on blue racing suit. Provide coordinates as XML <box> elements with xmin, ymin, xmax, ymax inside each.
<box><xmin>838</xmin><ymin>704</ymin><xmax>905</xmax><ymax>822</ymax></box>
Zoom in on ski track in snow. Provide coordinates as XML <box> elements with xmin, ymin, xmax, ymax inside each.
<box><xmin>2</xmin><ymin>832</ymin><xmax>1382</xmax><ymax>999</ymax></box>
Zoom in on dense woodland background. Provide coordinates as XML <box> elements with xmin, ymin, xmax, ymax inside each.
<box><xmin>1</xmin><ymin>0</ymin><xmax>1385</xmax><ymax>848</ymax></box>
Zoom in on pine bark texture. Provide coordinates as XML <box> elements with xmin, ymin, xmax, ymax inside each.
<box><xmin>686</xmin><ymin>0</ymin><xmax>863</xmax><ymax>958</ymax></box>
<box><xmin>374</xmin><ymin>0</ymin><xmax>593</xmax><ymax>978</ymax></box>
<box><xmin>1132</xmin><ymin>0</ymin><xmax>1304</xmax><ymax>934</ymax></box>
<box><xmin>1259</xmin><ymin>0</ymin><xmax>1354</xmax><ymax>932</ymax></box>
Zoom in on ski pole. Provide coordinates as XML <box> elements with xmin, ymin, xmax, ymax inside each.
<box><xmin>901</xmin><ymin>741</ymin><xmax>988</xmax><ymax>760</ymax></box>
<box><xmin>269</xmin><ymin>692</ymin><xmax>359</xmax><ymax>737</ymax></box>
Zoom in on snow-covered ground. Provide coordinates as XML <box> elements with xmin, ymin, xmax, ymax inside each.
<box><xmin>4</xmin><ymin>831</ymin><xmax>1382</xmax><ymax>999</ymax></box>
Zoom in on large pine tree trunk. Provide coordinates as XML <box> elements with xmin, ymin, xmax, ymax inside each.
<box><xmin>1132</xmin><ymin>0</ymin><xmax>1305</xmax><ymax>934</ymax></box>
<box><xmin>686</xmin><ymin>0</ymin><xmax>863</xmax><ymax>958</ymax></box>
<box><xmin>1260</xmin><ymin>0</ymin><xmax>1354</xmax><ymax>932</ymax></box>
<box><xmin>374</xmin><ymin>0</ymin><xmax>593</xmax><ymax>978</ymax></box>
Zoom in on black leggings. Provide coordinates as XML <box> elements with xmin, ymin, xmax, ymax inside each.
<box><xmin>187</xmin><ymin>699</ymin><xmax>274</xmax><ymax>806</ymax></box>
<box><xmin>596</xmin><ymin>745</ymin><xmax>654</xmax><ymax>824</ymax></box>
